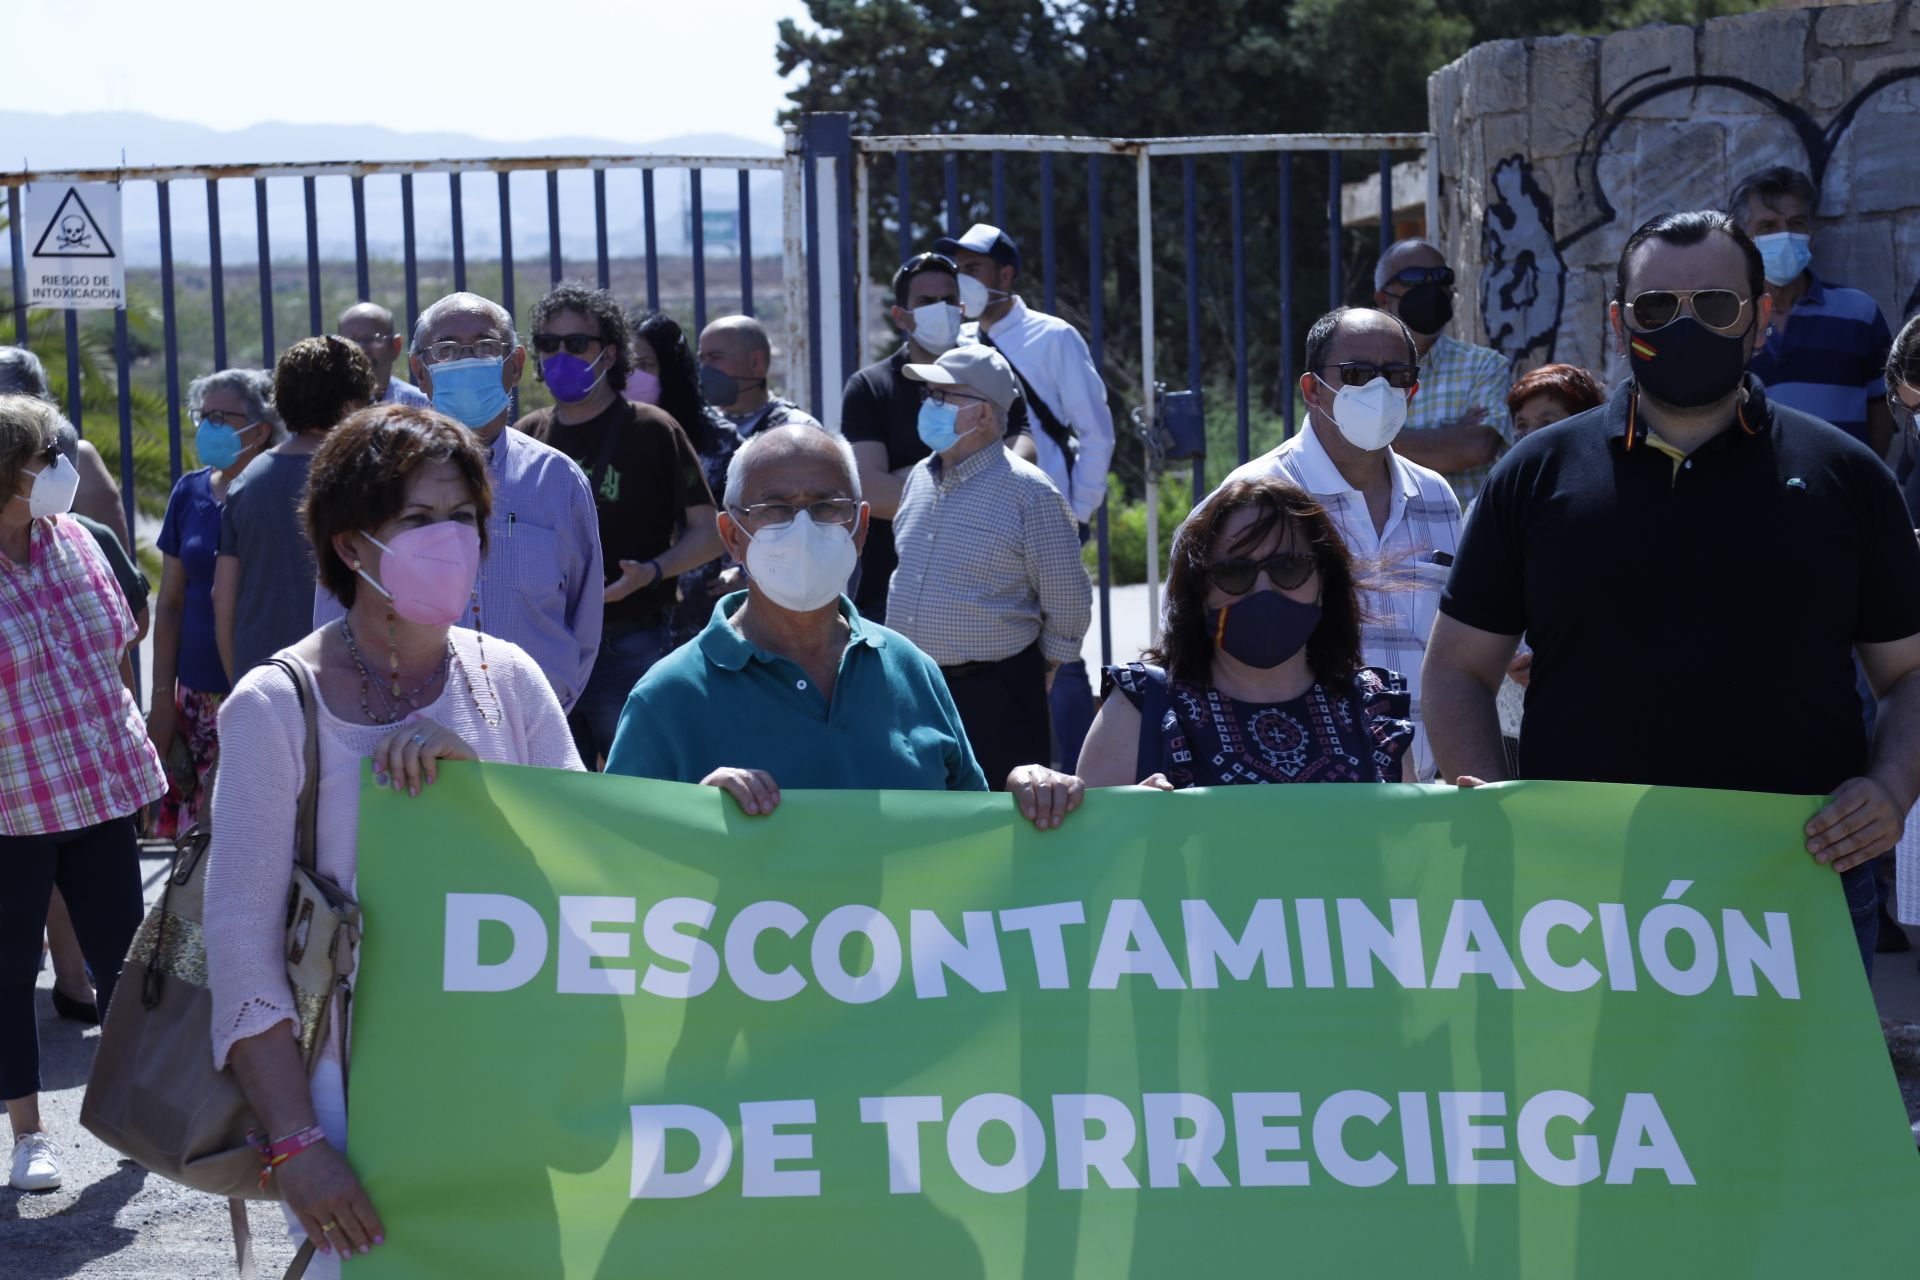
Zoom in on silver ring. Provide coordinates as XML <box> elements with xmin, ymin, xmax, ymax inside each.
<box><xmin>409</xmin><ymin>732</ymin><xmax>426</xmax><ymax>746</ymax></box>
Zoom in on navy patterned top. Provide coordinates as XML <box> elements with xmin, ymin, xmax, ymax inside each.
<box><xmin>1101</xmin><ymin>662</ymin><xmax>1414</xmax><ymax>787</ymax></box>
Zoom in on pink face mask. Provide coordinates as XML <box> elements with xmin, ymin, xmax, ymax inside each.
<box><xmin>356</xmin><ymin>521</ymin><xmax>481</xmax><ymax>626</ymax></box>
<box><xmin>624</xmin><ymin>368</ymin><xmax>664</xmax><ymax>405</ymax></box>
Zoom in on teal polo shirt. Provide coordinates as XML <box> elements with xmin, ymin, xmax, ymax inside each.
<box><xmin>605</xmin><ymin>592</ymin><xmax>989</xmax><ymax>791</ymax></box>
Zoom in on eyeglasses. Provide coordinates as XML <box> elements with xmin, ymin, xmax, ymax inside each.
<box><xmin>346</xmin><ymin>331</ymin><xmax>393</xmax><ymax>348</ymax></box>
<box><xmin>925</xmin><ymin>387</ymin><xmax>988</xmax><ymax>406</ymax></box>
<box><xmin>1625</xmin><ymin>289</ymin><xmax>1750</xmax><ymax>332</ymax></box>
<box><xmin>732</xmin><ymin>499</ymin><xmax>860</xmax><ymax>529</ymax></box>
<box><xmin>530</xmin><ymin>332</ymin><xmax>603</xmax><ymax>357</ymax></box>
<box><xmin>1322</xmin><ymin>361</ymin><xmax>1420</xmax><ymax>390</ymax></box>
<box><xmin>194</xmin><ymin>408</ymin><xmax>253</xmax><ymax>430</ymax></box>
<box><xmin>1205</xmin><ymin>551</ymin><xmax>1317</xmax><ymax>596</ymax></box>
<box><xmin>1386</xmin><ymin>265</ymin><xmax>1454</xmax><ymax>290</ymax></box>
<box><xmin>419</xmin><ymin>338</ymin><xmax>516</xmax><ymax>365</ymax></box>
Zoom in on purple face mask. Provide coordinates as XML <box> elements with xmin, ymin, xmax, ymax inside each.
<box><xmin>541</xmin><ymin>351</ymin><xmax>606</xmax><ymax>404</ymax></box>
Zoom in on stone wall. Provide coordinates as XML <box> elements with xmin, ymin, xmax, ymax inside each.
<box><xmin>1429</xmin><ymin>1</ymin><xmax>1920</xmax><ymax>383</ymax></box>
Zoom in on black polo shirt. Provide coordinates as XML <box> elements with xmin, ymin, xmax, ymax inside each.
<box><xmin>1441</xmin><ymin>376</ymin><xmax>1920</xmax><ymax>797</ymax></box>
<box><xmin>841</xmin><ymin>344</ymin><xmax>1030</xmax><ymax>623</ymax></box>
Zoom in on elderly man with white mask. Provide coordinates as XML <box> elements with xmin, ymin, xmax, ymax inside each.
<box><xmin>605</xmin><ymin>425</ymin><xmax>1084</xmax><ymax>830</ymax></box>
<box><xmin>313</xmin><ymin>291</ymin><xmax>603</xmax><ymax>710</ymax></box>
<box><xmin>1208</xmin><ymin>306</ymin><xmax>1461</xmax><ymax>781</ymax></box>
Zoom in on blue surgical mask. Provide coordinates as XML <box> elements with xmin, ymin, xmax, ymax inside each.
<box><xmin>427</xmin><ymin>356</ymin><xmax>511</xmax><ymax>429</ymax></box>
<box><xmin>917</xmin><ymin>399</ymin><xmax>963</xmax><ymax>452</ymax></box>
<box><xmin>1753</xmin><ymin>231</ymin><xmax>1812</xmax><ymax>287</ymax></box>
<box><xmin>194</xmin><ymin>419</ymin><xmax>251</xmax><ymax>470</ymax></box>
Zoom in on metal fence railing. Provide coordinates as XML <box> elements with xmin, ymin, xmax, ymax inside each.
<box><xmin>2</xmin><ymin>144</ymin><xmax>802</xmax><ymax>545</ymax></box>
<box><xmin>1</xmin><ymin>117</ymin><xmax>1434</xmax><ymax>694</ymax></box>
<box><xmin>826</xmin><ymin>126</ymin><xmax>1435</xmax><ymax>657</ymax></box>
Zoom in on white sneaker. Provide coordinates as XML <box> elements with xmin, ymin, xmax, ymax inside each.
<box><xmin>9</xmin><ymin>1132</ymin><xmax>61</xmax><ymax>1191</ymax></box>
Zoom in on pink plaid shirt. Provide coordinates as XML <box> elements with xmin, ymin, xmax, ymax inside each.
<box><xmin>0</xmin><ymin>514</ymin><xmax>166</xmax><ymax>836</ymax></box>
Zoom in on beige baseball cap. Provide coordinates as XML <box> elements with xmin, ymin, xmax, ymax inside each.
<box><xmin>902</xmin><ymin>344</ymin><xmax>1019</xmax><ymax>414</ymax></box>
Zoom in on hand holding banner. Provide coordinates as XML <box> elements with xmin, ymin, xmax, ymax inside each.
<box><xmin>349</xmin><ymin>768</ymin><xmax>1919</xmax><ymax>1277</ymax></box>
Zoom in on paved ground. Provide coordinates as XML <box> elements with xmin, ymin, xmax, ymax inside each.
<box><xmin>2</xmin><ymin>853</ymin><xmax>300</xmax><ymax>1279</ymax></box>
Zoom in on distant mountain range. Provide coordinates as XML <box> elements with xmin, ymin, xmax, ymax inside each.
<box><xmin>3</xmin><ymin>112</ymin><xmax>785</xmax><ymax>266</ymax></box>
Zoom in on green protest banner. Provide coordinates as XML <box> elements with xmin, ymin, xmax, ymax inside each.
<box><xmin>348</xmin><ymin>766</ymin><xmax>1918</xmax><ymax>1277</ymax></box>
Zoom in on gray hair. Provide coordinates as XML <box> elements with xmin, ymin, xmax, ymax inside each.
<box><xmin>187</xmin><ymin>368</ymin><xmax>288</xmax><ymax>444</ymax></box>
<box><xmin>0</xmin><ymin>346</ymin><xmax>54</xmax><ymax>402</ymax></box>
<box><xmin>1374</xmin><ymin>238</ymin><xmax>1444</xmax><ymax>292</ymax></box>
<box><xmin>411</xmin><ymin>292</ymin><xmax>518</xmax><ymax>356</ymax></box>
<box><xmin>722</xmin><ymin>425</ymin><xmax>861</xmax><ymax>510</ymax></box>
<box><xmin>0</xmin><ymin>393</ymin><xmax>59</xmax><ymax>492</ymax></box>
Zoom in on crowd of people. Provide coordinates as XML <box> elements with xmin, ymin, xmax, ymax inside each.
<box><xmin>2</xmin><ymin>167</ymin><xmax>1917</xmax><ymax>1270</ymax></box>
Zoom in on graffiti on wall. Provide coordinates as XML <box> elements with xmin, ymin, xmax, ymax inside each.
<box><xmin>1476</xmin><ymin>62</ymin><xmax>1920</xmax><ymax>369</ymax></box>
<box><xmin>1480</xmin><ymin>156</ymin><xmax>1565</xmax><ymax>372</ymax></box>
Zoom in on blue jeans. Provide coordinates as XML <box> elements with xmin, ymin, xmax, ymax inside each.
<box><xmin>571</xmin><ymin>623</ymin><xmax>671</xmax><ymax>769</ymax></box>
<box><xmin>1048</xmin><ymin>658</ymin><xmax>1096</xmax><ymax>774</ymax></box>
<box><xmin>1842</xmin><ymin>860</ymin><xmax>1879</xmax><ymax>978</ymax></box>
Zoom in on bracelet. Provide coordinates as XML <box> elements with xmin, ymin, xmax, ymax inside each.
<box><xmin>248</xmin><ymin>1123</ymin><xmax>328</xmax><ymax>1188</ymax></box>
<box><xmin>645</xmin><ymin>559</ymin><xmax>663</xmax><ymax>585</ymax></box>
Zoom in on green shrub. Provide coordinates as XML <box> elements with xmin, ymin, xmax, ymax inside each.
<box><xmin>1086</xmin><ymin>472</ymin><xmax>1191</xmax><ymax>586</ymax></box>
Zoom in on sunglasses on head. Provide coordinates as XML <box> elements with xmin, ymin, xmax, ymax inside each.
<box><xmin>1387</xmin><ymin>265</ymin><xmax>1454</xmax><ymax>290</ymax></box>
<box><xmin>1322</xmin><ymin>360</ymin><xmax>1419</xmax><ymax>390</ymax></box>
<box><xmin>530</xmin><ymin>332</ymin><xmax>602</xmax><ymax>356</ymax></box>
<box><xmin>1205</xmin><ymin>551</ymin><xmax>1316</xmax><ymax>596</ymax></box>
<box><xmin>1625</xmin><ymin>289</ymin><xmax>1749</xmax><ymax>332</ymax></box>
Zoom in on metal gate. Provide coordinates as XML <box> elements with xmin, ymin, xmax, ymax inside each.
<box><xmin>0</xmin><ymin>115</ymin><xmax>1431</xmax><ymax>682</ymax></box>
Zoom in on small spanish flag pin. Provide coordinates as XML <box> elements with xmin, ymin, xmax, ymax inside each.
<box><xmin>1630</xmin><ymin>336</ymin><xmax>1658</xmax><ymax>360</ymax></box>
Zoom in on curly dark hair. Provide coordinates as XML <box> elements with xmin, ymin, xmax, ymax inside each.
<box><xmin>303</xmin><ymin>405</ymin><xmax>492</xmax><ymax>609</ymax></box>
<box><xmin>529</xmin><ymin>282</ymin><xmax>632</xmax><ymax>394</ymax></box>
<box><xmin>272</xmin><ymin>335</ymin><xmax>376</xmax><ymax>434</ymax></box>
<box><xmin>1148</xmin><ymin>476</ymin><xmax>1364</xmax><ymax>687</ymax></box>
<box><xmin>630</xmin><ymin>308</ymin><xmax>721</xmax><ymax>454</ymax></box>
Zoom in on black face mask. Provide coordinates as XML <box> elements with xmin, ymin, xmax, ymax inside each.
<box><xmin>1204</xmin><ymin>589</ymin><xmax>1322</xmax><ymax>670</ymax></box>
<box><xmin>1625</xmin><ymin>315</ymin><xmax>1751</xmax><ymax>410</ymax></box>
<box><xmin>1397</xmin><ymin>282</ymin><xmax>1454</xmax><ymax>336</ymax></box>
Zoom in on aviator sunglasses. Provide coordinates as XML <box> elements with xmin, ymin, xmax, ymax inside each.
<box><xmin>1624</xmin><ymin>289</ymin><xmax>1750</xmax><ymax>333</ymax></box>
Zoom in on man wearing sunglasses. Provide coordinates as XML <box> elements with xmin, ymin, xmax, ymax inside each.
<box><xmin>1373</xmin><ymin>240</ymin><xmax>1513</xmax><ymax>506</ymax></box>
<box><xmin>842</xmin><ymin>252</ymin><xmax>965</xmax><ymax>625</ymax></box>
<box><xmin>1212</xmin><ymin>306</ymin><xmax>1460</xmax><ymax>781</ymax></box>
<box><xmin>1427</xmin><ymin>209</ymin><xmax>1920</xmax><ymax>975</ymax></box>
<box><xmin>515</xmin><ymin>284</ymin><xmax>721</xmax><ymax>766</ymax></box>
<box><xmin>889</xmin><ymin>345</ymin><xmax>1090</xmax><ymax>791</ymax></box>
<box><xmin>1730</xmin><ymin>165</ymin><xmax>1895</xmax><ymax>459</ymax></box>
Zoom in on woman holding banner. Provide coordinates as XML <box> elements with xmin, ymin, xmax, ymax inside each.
<box><xmin>1077</xmin><ymin>475</ymin><xmax>1414</xmax><ymax>789</ymax></box>
<box><xmin>204</xmin><ymin>405</ymin><xmax>582</xmax><ymax>1272</ymax></box>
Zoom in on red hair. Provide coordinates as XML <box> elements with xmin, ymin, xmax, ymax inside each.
<box><xmin>1507</xmin><ymin>363</ymin><xmax>1604</xmax><ymax>416</ymax></box>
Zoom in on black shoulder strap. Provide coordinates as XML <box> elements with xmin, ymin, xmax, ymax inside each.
<box><xmin>981</xmin><ymin>332</ymin><xmax>1078</xmax><ymax>473</ymax></box>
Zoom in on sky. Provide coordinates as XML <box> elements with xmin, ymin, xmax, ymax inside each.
<box><xmin>3</xmin><ymin>0</ymin><xmax>815</xmax><ymax>146</ymax></box>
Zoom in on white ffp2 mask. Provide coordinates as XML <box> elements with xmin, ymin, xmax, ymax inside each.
<box><xmin>13</xmin><ymin>453</ymin><xmax>80</xmax><ymax>519</ymax></box>
<box><xmin>910</xmin><ymin>301</ymin><xmax>962</xmax><ymax>354</ymax></box>
<box><xmin>1317</xmin><ymin>375</ymin><xmax>1409</xmax><ymax>452</ymax></box>
<box><xmin>742</xmin><ymin>511</ymin><xmax>858</xmax><ymax>613</ymax></box>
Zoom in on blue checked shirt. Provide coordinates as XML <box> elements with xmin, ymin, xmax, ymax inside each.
<box><xmin>1217</xmin><ymin>422</ymin><xmax>1463</xmax><ymax>781</ymax></box>
<box><xmin>315</xmin><ymin>427</ymin><xmax>603</xmax><ymax>709</ymax></box>
<box><xmin>1403</xmin><ymin>334</ymin><xmax>1513</xmax><ymax>505</ymax></box>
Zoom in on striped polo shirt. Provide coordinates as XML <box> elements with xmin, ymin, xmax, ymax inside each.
<box><xmin>1746</xmin><ymin>275</ymin><xmax>1892</xmax><ymax>445</ymax></box>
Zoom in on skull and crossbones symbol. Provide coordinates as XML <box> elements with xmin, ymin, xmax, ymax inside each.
<box><xmin>56</xmin><ymin>214</ymin><xmax>92</xmax><ymax>250</ymax></box>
